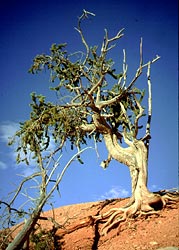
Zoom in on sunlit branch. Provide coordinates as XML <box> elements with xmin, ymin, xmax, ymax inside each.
<box><xmin>96</xmin><ymin>91</ymin><xmax>123</xmax><ymax>110</ymax></box>
<box><xmin>139</xmin><ymin>37</ymin><xmax>143</xmax><ymax>67</ymax></box>
<box><xmin>100</xmin><ymin>28</ymin><xmax>124</xmax><ymax>55</ymax></box>
<box><xmin>80</xmin><ymin>123</ymin><xmax>96</xmax><ymax>133</ymax></box>
<box><xmin>133</xmin><ymin>96</ymin><xmax>145</xmax><ymax>138</ymax></box>
<box><xmin>46</xmin><ymin>155</ymin><xmax>63</xmax><ymax>186</ymax></box>
<box><xmin>96</xmin><ymin>86</ymin><xmax>101</xmax><ymax>104</ymax></box>
<box><xmin>119</xmin><ymin>102</ymin><xmax>132</xmax><ymax>131</ymax></box>
<box><xmin>126</xmin><ymin>54</ymin><xmax>160</xmax><ymax>92</ymax></box>
<box><xmin>121</xmin><ymin>49</ymin><xmax>128</xmax><ymax>88</ymax></box>
<box><xmin>100</xmin><ymin>154</ymin><xmax>112</xmax><ymax>169</ymax></box>
<box><xmin>101</xmin><ymin>113</ymin><xmax>114</xmax><ymax>118</ymax></box>
<box><xmin>93</xmin><ymin>134</ymin><xmax>100</xmax><ymax>158</ymax></box>
<box><xmin>144</xmin><ymin>61</ymin><xmax>152</xmax><ymax>150</ymax></box>
<box><xmin>141</xmin><ymin>58</ymin><xmax>160</xmax><ymax>144</ymax></box>
<box><xmin>121</xmin><ymin>130</ymin><xmax>134</xmax><ymax>147</ymax></box>
<box><xmin>88</xmin><ymin>75</ymin><xmax>105</xmax><ymax>95</ymax></box>
<box><xmin>75</xmin><ymin>10</ymin><xmax>95</xmax><ymax>65</ymax></box>
<box><xmin>79</xmin><ymin>66</ymin><xmax>93</xmax><ymax>83</ymax></box>
<box><xmin>44</xmin><ymin>147</ymin><xmax>93</xmax><ymax>202</ymax></box>
<box><xmin>9</xmin><ymin>172</ymin><xmax>41</xmax><ymax>207</ymax></box>
<box><xmin>119</xmin><ymin>102</ymin><xmax>134</xmax><ymax>145</ymax></box>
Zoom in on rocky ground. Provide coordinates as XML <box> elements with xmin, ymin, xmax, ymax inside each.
<box><xmin>2</xmin><ymin>195</ymin><xmax>179</xmax><ymax>250</ymax></box>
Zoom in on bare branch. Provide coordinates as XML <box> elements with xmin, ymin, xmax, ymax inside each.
<box><xmin>101</xmin><ymin>28</ymin><xmax>124</xmax><ymax>54</ymax></box>
<box><xmin>126</xmin><ymin>54</ymin><xmax>160</xmax><ymax>92</ymax></box>
<box><xmin>139</xmin><ymin>37</ymin><xmax>143</xmax><ymax>67</ymax></box>
<box><xmin>5</xmin><ymin>147</ymin><xmax>92</xmax><ymax>250</ymax></box>
<box><xmin>9</xmin><ymin>172</ymin><xmax>41</xmax><ymax>207</ymax></box>
<box><xmin>119</xmin><ymin>102</ymin><xmax>136</xmax><ymax>146</ymax></box>
<box><xmin>96</xmin><ymin>91</ymin><xmax>123</xmax><ymax>110</ymax></box>
<box><xmin>100</xmin><ymin>154</ymin><xmax>112</xmax><ymax>169</ymax></box>
<box><xmin>119</xmin><ymin>102</ymin><xmax>132</xmax><ymax>131</ymax></box>
<box><xmin>133</xmin><ymin>96</ymin><xmax>145</xmax><ymax>138</ymax></box>
<box><xmin>121</xmin><ymin>49</ymin><xmax>128</xmax><ymax>88</ymax></box>
<box><xmin>96</xmin><ymin>86</ymin><xmax>101</xmax><ymax>104</ymax></box>
<box><xmin>46</xmin><ymin>155</ymin><xmax>63</xmax><ymax>186</ymax></box>
<box><xmin>44</xmin><ymin>147</ymin><xmax>93</xmax><ymax>202</ymax></box>
<box><xmin>88</xmin><ymin>75</ymin><xmax>105</xmax><ymax>95</ymax></box>
<box><xmin>142</xmin><ymin>61</ymin><xmax>153</xmax><ymax>150</ymax></box>
<box><xmin>75</xmin><ymin>10</ymin><xmax>95</xmax><ymax>65</ymax></box>
<box><xmin>80</xmin><ymin>123</ymin><xmax>96</xmax><ymax>133</ymax></box>
<box><xmin>146</xmin><ymin>61</ymin><xmax>152</xmax><ymax>136</ymax></box>
<box><xmin>93</xmin><ymin>134</ymin><xmax>100</xmax><ymax>158</ymax></box>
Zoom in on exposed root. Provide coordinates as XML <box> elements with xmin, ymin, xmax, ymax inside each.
<box><xmin>160</xmin><ymin>191</ymin><xmax>179</xmax><ymax>207</ymax></box>
<box><xmin>99</xmin><ymin>201</ymin><xmax>139</xmax><ymax>235</ymax></box>
<box><xmin>93</xmin><ymin>190</ymin><xmax>179</xmax><ymax>236</ymax></box>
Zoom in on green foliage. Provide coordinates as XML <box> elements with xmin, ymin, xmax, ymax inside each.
<box><xmin>14</xmin><ymin>92</ymin><xmax>89</xmax><ymax>164</ymax></box>
<box><xmin>12</xmin><ymin>10</ymin><xmax>148</xmax><ymax>165</ymax></box>
<box><xmin>31</xmin><ymin>229</ymin><xmax>56</xmax><ymax>250</ymax></box>
<box><xmin>29</xmin><ymin>43</ymin><xmax>82</xmax><ymax>90</ymax></box>
<box><xmin>106</xmin><ymin>85</ymin><xmax>146</xmax><ymax>135</ymax></box>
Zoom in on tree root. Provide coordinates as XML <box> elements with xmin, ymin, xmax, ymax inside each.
<box><xmin>93</xmin><ymin>190</ymin><xmax>179</xmax><ymax>236</ymax></box>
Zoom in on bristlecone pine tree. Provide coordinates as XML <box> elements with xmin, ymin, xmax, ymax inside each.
<box><xmin>14</xmin><ymin>10</ymin><xmax>178</xmax><ymax>235</ymax></box>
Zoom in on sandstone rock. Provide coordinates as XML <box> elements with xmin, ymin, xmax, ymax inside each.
<box><xmin>156</xmin><ymin>247</ymin><xmax>178</xmax><ymax>250</ymax></box>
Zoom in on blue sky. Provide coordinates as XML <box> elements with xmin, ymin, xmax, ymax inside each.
<box><xmin>0</xmin><ymin>0</ymin><xmax>178</xmax><ymax>213</ymax></box>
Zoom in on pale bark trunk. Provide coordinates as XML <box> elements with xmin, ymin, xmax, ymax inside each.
<box><xmin>98</xmin><ymin>131</ymin><xmax>177</xmax><ymax>235</ymax></box>
<box><xmin>7</xmin><ymin>211</ymin><xmax>40</xmax><ymax>250</ymax></box>
<box><xmin>103</xmin><ymin>133</ymin><xmax>151</xmax><ymax>203</ymax></box>
<box><xmin>87</xmin><ymin>112</ymin><xmax>151</xmax><ymax>204</ymax></box>
<box><xmin>103</xmin><ymin>133</ymin><xmax>135</xmax><ymax>167</ymax></box>
<box><xmin>132</xmin><ymin>141</ymin><xmax>151</xmax><ymax>203</ymax></box>
<box><xmin>7</xmin><ymin>196</ymin><xmax>45</xmax><ymax>250</ymax></box>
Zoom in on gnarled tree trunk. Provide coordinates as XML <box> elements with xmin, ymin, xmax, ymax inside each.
<box><xmin>83</xmin><ymin>113</ymin><xmax>178</xmax><ymax>235</ymax></box>
<box><xmin>98</xmin><ymin>132</ymin><xmax>165</xmax><ymax>234</ymax></box>
<box><xmin>103</xmin><ymin>133</ymin><xmax>161</xmax><ymax>208</ymax></box>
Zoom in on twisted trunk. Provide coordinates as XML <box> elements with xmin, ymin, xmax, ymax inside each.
<box><xmin>85</xmin><ymin>113</ymin><xmax>162</xmax><ymax>213</ymax></box>
<box><xmin>103</xmin><ymin>133</ymin><xmax>158</xmax><ymax>210</ymax></box>
<box><xmin>91</xmin><ymin>112</ymin><xmax>151</xmax><ymax>204</ymax></box>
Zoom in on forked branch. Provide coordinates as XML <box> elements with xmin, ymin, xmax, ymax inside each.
<box><xmin>75</xmin><ymin>10</ymin><xmax>95</xmax><ymax>64</ymax></box>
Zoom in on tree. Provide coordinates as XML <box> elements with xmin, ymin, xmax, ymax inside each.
<box><xmin>0</xmin><ymin>143</ymin><xmax>90</xmax><ymax>250</ymax></box>
<box><xmin>7</xmin><ymin>9</ymin><xmax>178</xmax><ymax>237</ymax></box>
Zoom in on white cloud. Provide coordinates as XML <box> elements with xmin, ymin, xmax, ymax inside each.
<box><xmin>149</xmin><ymin>184</ymin><xmax>163</xmax><ymax>192</ymax></box>
<box><xmin>99</xmin><ymin>186</ymin><xmax>129</xmax><ymax>200</ymax></box>
<box><xmin>0</xmin><ymin>121</ymin><xmax>21</xmax><ymax>170</ymax></box>
<box><xmin>0</xmin><ymin>121</ymin><xmax>19</xmax><ymax>143</ymax></box>
<box><xmin>149</xmin><ymin>184</ymin><xmax>158</xmax><ymax>191</ymax></box>
<box><xmin>0</xmin><ymin>121</ymin><xmax>59</xmax><ymax>175</ymax></box>
<box><xmin>20</xmin><ymin>166</ymin><xmax>36</xmax><ymax>177</ymax></box>
<box><xmin>0</xmin><ymin>161</ymin><xmax>7</xmax><ymax>169</ymax></box>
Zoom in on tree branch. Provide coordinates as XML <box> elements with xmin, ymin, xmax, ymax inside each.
<box><xmin>9</xmin><ymin>172</ymin><xmax>42</xmax><ymax>207</ymax></box>
<box><xmin>121</xmin><ymin>49</ymin><xmax>128</xmax><ymax>88</ymax></box>
<box><xmin>142</xmin><ymin>61</ymin><xmax>153</xmax><ymax>150</ymax></box>
<box><xmin>80</xmin><ymin>123</ymin><xmax>96</xmax><ymax>132</ymax></box>
<box><xmin>100</xmin><ymin>28</ymin><xmax>124</xmax><ymax>55</ymax></box>
<box><xmin>133</xmin><ymin>96</ymin><xmax>145</xmax><ymax>138</ymax></box>
<box><xmin>96</xmin><ymin>91</ymin><xmax>124</xmax><ymax>110</ymax></box>
<box><xmin>6</xmin><ymin>148</ymin><xmax>92</xmax><ymax>250</ymax></box>
<box><xmin>75</xmin><ymin>10</ymin><xmax>95</xmax><ymax>65</ymax></box>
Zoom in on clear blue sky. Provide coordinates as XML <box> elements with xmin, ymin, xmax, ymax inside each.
<box><xmin>0</xmin><ymin>0</ymin><xmax>178</xmax><ymax>212</ymax></box>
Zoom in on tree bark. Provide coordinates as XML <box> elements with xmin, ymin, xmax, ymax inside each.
<box><xmin>6</xmin><ymin>196</ymin><xmax>45</xmax><ymax>250</ymax></box>
<box><xmin>103</xmin><ymin>133</ymin><xmax>157</xmax><ymax>209</ymax></box>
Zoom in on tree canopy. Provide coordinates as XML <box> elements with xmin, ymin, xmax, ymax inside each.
<box><xmin>11</xmin><ymin>10</ymin><xmax>159</xmax><ymax>168</ymax></box>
